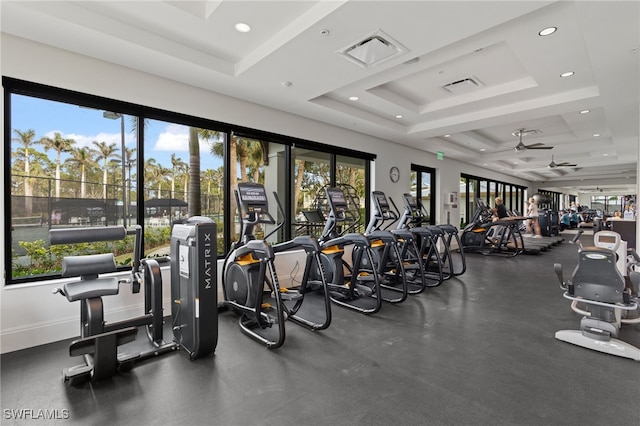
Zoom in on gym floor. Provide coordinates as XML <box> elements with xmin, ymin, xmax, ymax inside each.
<box><xmin>2</xmin><ymin>232</ymin><xmax>639</xmax><ymax>426</ymax></box>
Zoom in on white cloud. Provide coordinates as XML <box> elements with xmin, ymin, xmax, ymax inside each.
<box><xmin>152</xmin><ymin>123</ymin><xmax>217</xmax><ymax>154</ymax></box>
<box><xmin>154</xmin><ymin>123</ymin><xmax>189</xmax><ymax>152</ymax></box>
<box><xmin>44</xmin><ymin>130</ymin><xmax>134</xmax><ymax>150</ymax></box>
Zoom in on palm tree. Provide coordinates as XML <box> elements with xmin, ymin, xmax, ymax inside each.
<box><xmin>190</xmin><ymin>128</ymin><xmax>223</xmax><ymax>217</ymax></box>
<box><xmin>124</xmin><ymin>147</ymin><xmax>137</xmax><ymax>206</ymax></box>
<box><xmin>39</xmin><ymin>132</ymin><xmax>75</xmax><ymax>198</ymax></box>
<box><xmin>294</xmin><ymin>159</ymin><xmax>306</xmax><ymax>210</ymax></box>
<box><xmin>211</xmin><ymin>133</ymin><xmax>239</xmax><ymax>226</ymax></box>
<box><xmin>145</xmin><ymin>159</ymin><xmax>171</xmax><ymax>199</ymax></box>
<box><xmin>66</xmin><ymin>146</ymin><xmax>97</xmax><ymax>198</ymax></box>
<box><xmin>169</xmin><ymin>153</ymin><xmax>187</xmax><ymax>199</ymax></box>
<box><xmin>234</xmin><ymin>135</ymin><xmax>254</xmax><ymax>183</ymax></box>
<box><xmin>92</xmin><ymin>140</ymin><xmax>118</xmax><ymax>200</ymax></box>
<box><xmin>246</xmin><ymin>140</ymin><xmax>264</xmax><ymax>183</ymax></box>
<box><xmin>182</xmin><ymin>163</ymin><xmax>189</xmax><ymax>204</ymax></box>
<box><xmin>12</xmin><ymin>129</ymin><xmax>37</xmax><ymax>214</ymax></box>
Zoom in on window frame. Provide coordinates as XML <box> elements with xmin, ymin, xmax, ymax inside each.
<box><xmin>3</xmin><ymin>76</ymin><xmax>375</xmax><ymax>285</ymax></box>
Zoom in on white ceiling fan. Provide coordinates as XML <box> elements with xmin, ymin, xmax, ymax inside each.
<box><xmin>548</xmin><ymin>155</ymin><xmax>577</xmax><ymax>168</ymax></box>
<box><xmin>513</xmin><ymin>129</ymin><xmax>553</xmax><ymax>152</ymax></box>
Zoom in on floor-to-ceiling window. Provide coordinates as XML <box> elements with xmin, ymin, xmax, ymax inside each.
<box><xmin>460</xmin><ymin>173</ymin><xmax>526</xmax><ymax>226</ymax></box>
<box><xmin>410</xmin><ymin>164</ymin><xmax>436</xmax><ymax>225</ymax></box>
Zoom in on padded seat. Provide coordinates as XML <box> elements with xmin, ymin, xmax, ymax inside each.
<box><xmin>63</xmin><ymin>278</ymin><xmax>120</xmax><ymax>302</ymax></box>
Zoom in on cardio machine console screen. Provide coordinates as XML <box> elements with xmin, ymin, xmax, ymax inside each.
<box><xmin>373</xmin><ymin>191</ymin><xmax>390</xmax><ymax>212</ymax></box>
<box><xmin>403</xmin><ymin>193</ymin><xmax>419</xmax><ymax>211</ymax></box>
<box><xmin>327</xmin><ymin>188</ymin><xmax>347</xmax><ymax>208</ymax></box>
<box><xmin>594</xmin><ymin>233</ymin><xmax>620</xmax><ymax>250</ymax></box>
<box><xmin>238</xmin><ymin>183</ymin><xmax>268</xmax><ymax>210</ymax></box>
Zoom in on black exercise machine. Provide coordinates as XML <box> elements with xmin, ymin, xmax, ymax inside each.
<box><xmin>392</xmin><ymin>194</ymin><xmax>446</xmax><ymax>287</ymax></box>
<box><xmin>50</xmin><ymin>225</ymin><xmax>177</xmax><ymax>385</ymax></box>
<box><xmin>460</xmin><ymin>199</ymin><xmax>527</xmax><ymax>256</ymax></box>
<box><xmin>170</xmin><ymin>216</ymin><xmax>218</xmax><ymax>360</ymax></box>
<box><xmin>367</xmin><ymin>190</ymin><xmax>426</xmax><ymax>294</ymax></box>
<box><xmin>362</xmin><ymin>191</ymin><xmax>410</xmax><ymax>303</ymax></box>
<box><xmin>222</xmin><ymin>182</ymin><xmax>331</xmax><ymax>349</ymax></box>
<box><xmin>396</xmin><ymin>192</ymin><xmax>466</xmax><ymax>279</ymax></box>
<box><xmin>438</xmin><ymin>224</ymin><xmax>467</xmax><ymax>277</ymax></box>
<box><xmin>313</xmin><ymin>186</ymin><xmax>383</xmax><ymax>314</ymax></box>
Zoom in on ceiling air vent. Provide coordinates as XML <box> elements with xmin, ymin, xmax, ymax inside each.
<box><xmin>339</xmin><ymin>30</ymin><xmax>407</xmax><ymax>68</ymax></box>
<box><xmin>442</xmin><ymin>77</ymin><xmax>484</xmax><ymax>94</ymax></box>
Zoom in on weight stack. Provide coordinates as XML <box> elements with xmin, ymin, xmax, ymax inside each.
<box><xmin>170</xmin><ymin>216</ymin><xmax>218</xmax><ymax>359</ymax></box>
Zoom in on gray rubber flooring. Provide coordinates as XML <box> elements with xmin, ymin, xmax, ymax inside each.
<box><xmin>2</xmin><ymin>232</ymin><xmax>639</xmax><ymax>425</ymax></box>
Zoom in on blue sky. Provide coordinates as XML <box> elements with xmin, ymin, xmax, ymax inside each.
<box><xmin>10</xmin><ymin>94</ymin><xmax>223</xmax><ymax>172</ymax></box>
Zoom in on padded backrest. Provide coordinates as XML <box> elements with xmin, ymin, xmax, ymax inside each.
<box><xmin>61</xmin><ymin>253</ymin><xmax>117</xmax><ymax>278</ymax></box>
<box><xmin>571</xmin><ymin>247</ymin><xmax>625</xmax><ymax>303</ymax></box>
<box><xmin>50</xmin><ymin>226</ymin><xmax>126</xmax><ymax>245</ymax></box>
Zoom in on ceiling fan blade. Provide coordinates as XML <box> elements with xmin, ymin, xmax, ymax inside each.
<box><xmin>525</xmin><ymin>143</ymin><xmax>553</xmax><ymax>150</ymax></box>
<box><xmin>556</xmin><ymin>162</ymin><xmax>577</xmax><ymax>167</ymax></box>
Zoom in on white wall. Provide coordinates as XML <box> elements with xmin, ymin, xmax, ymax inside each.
<box><xmin>0</xmin><ymin>33</ymin><xmax>531</xmax><ymax>353</ymax></box>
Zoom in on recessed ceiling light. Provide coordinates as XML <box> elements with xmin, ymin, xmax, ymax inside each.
<box><xmin>579</xmin><ymin>109</ymin><xmax>590</xmax><ymax>114</ymax></box>
<box><xmin>539</xmin><ymin>27</ymin><xmax>557</xmax><ymax>36</ymax></box>
<box><xmin>560</xmin><ymin>71</ymin><xmax>575</xmax><ymax>77</ymax></box>
<box><xmin>593</xmin><ymin>133</ymin><xmax>601</xmax><ymax>137</ymax></box>
<box><xmin>603</xmin><ymin>153</ymin><xmax>609</xmax><ymax>156</ymax></box>
<box><xmin>235</xmin><ymin>22</ymin><xmax>251</xmax><ymax>33</ymax></box>
<box><xmin>349</xmin><ymin>96</ymin><xmax>359</xmax><ymax>101</ymax></box>
<box><xmin>444</xmin><ymin>134</ymin><xmax>450</xmax><ymax>138</ymax></box>
<box><xmin>480</xmin><ymin>148</ymin><xmax>486</xmax><ymax>152</ymax></box>
<box><xmin>395</xmin><ymin>114</ymin><xmax>403</xmax><ymax>119</ymax></box>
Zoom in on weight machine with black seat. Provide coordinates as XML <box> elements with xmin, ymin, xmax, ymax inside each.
<box><xmin>367</xmin><ymin>190</ymin><xmax>426</xmax><ymax>294</ymax></box>
<box><xmin>50</xmin><ymin>225</ymin><xmax>177</xmax><ymax>385</ymax></box>
<box><xmin>312</xmin><ymin>185</ymin><xmax>383</xmax><ymax>314</ymax></box>
<box><xmin>554</xmin><ymin>230</ymin><xmax>640</xmax><ymax>360</ymax></box>
<box><xmin>222</xmin><ymin>182</ymin><xmax>331</xmax><ymax>349</ymax></box>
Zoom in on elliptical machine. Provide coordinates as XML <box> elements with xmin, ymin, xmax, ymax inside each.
<box><xmin>50</xmin><ymin>225</ymin><xmax>177</xmax><ymax>385</ymax></box>
<box><xmin>460</xmin><ymin>199</ymin><xmax>525</xmax><ymax>256</ymax></box>
<box><xmin>222</xmin><ymin>182</ymin><xmax>331</xmax><ymax>349</ymax></box>
<box><xmin>391</xmin><ymin>194</ymin><xmax>444</xmax><ymax>287</ymax></box>
<box><xmin>360</xmin><ymin>191</ymin><xmax>409</xmax><ymax>304</ymax></box>
<box><xmin>367</xmin><ymin>190</ymin><xmax>426</xmax><ymax>294</ymax></box>
<box><xmin>313</xmin><ymin>186</ymin><xmax>383</xmax><ymax>314</ymax></box>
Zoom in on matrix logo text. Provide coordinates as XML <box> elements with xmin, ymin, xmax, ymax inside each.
<box><xmin>3</xmin><ymin>408</ymin><xmax>69</xmax><ymax>420</ymax></box>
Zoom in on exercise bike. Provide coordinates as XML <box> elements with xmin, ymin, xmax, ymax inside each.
<box><xmin>554</xmin><ymin>230</ymin><xmax>640</xmax><ymax>360</ymax></box>
<box><xmin>367</xmin><ymin>190</ymin><xmax>426</xmax><ymax>294</ymax></box>
<box><xmin>50</xmin><ymin>225</ymin><xmax>177</xmax><ymax>385</ymax></box>
<box><xmin>313</xmin><ymin>186</ymin><xmax>383</xmax><ymax>314</ymax></box>
<box><xmin>222</xmin><ymin>182</ymin><xmax>331</xmax><ymax>349</ymax></box>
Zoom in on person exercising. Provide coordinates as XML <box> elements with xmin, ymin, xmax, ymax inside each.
<box><xmin>526</xmin><ymin>197</ymin><xmax>541</xmax><ymax>237</ymax></box>
<box><xmin>493</xmin><ymin>197</ymin><xmax>508</xmax><ymax>220</ymax></box>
